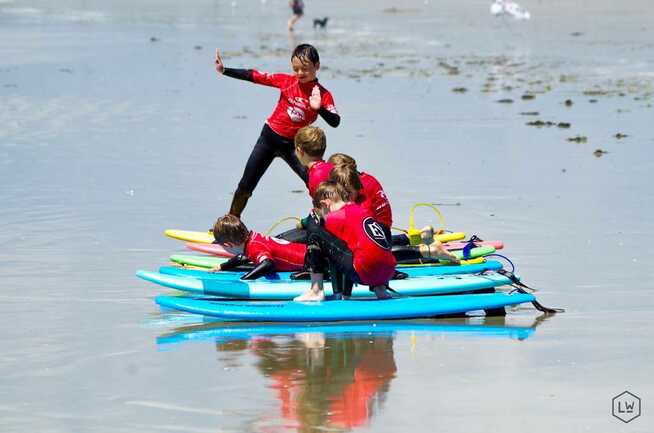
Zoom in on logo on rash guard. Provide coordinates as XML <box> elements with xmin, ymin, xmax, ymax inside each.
<box><xmin>291</xmin><ymin>97</ymin><xmax>308</xmax><ymax>109</ymax></box>
<box><xmin>270</xmin><ymin>237</ymin><xmax>290</xmax><ymax>245</ymax></box>
<box><xmin>287</xmin><ymin>106</ymin><xmax>306</xmax><ymax>122</ymax></box>
<box><xmin>362</xmin><ymin>217</ymin><xmax>391</xmax><ymax>250</ymax></box>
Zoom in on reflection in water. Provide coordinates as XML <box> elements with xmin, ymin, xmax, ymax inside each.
<box><xmin>156</xmin><ymin>318</ymin><xmax>541</xmax><ymax>432</ymax></box>
<box><xmin>250</xmin><ymin>333</ymin><xmax>396</xmax><ymax>431</ymax></box>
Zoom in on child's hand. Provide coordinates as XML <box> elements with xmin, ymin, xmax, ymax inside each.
<box><xmin>208</xmin><ymin>265</ymin><xmax>222</xmax><ymax>273</ymax></box>
<box><xmin>309</xmin><ymin>85</ymin><xmax>322</xmax><ymax>110</ymax></box>
<box><xmin>215</xmin><ymin>49</ymin><xmax>225</xmax><ymax>74</ymax></box>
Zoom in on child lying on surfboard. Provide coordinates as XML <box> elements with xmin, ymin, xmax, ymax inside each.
<box><xmin>208</xmin><ymin>214</ymin><xmax>306</xmax><ymax>279</ymax></box>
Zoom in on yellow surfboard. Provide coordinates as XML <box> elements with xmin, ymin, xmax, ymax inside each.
<box><xmin>165</xmin><ymin>229</ymin><xmax>465</xmax><ymax>244</ymax></box>
<box><xmin>165</xmin><ymin>229</ymin><xmax>215</xmax><ymax>244</ymax></box>
<box><xmin>432</xmin><ymin>232</ymin><xmax>465</xmax><ymax>243</ymax></box>
<box><xmin>397</xmin><ymin>256</ymin><xmax>485</xmax><ymax>268</ymax></box>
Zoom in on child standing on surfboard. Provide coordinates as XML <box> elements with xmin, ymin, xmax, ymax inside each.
<box><xmin>214</xmin><ymin>44</ymin><xmax>340</xmax><ymax>218</ymax></box>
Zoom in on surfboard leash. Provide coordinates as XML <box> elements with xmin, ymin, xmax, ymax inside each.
<box><xmin>508</xmin><ymin>286</ymin><xmax>565</xmax><ymax>314</ymax></box>
<box><xmin>485</xmin><ymin>255</ymin><xmax>564</xmax><ymax>313</ymax></box>
<box><xmin>496</xmin><ymin>269</ymin><xmax>565</xmax><ymax>314</ymax></box>
<box><xmin>485</xmin><ymin>253</ymin><xmax>516</xmax><ymax>273</ymax></box>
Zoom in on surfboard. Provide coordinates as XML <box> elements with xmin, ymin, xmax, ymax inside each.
<box><xmin>170</xmin><ymin>246</ymin><xmax>495</xmax><ymax>268</ymax></box>
<box><xmin>165</xmin><ymin>229</ymin><xmax>215</xmax><ymax>244</ymax></box>
<box><xmin>158</xmin><ymin>259</ymin><xmax>504</xmax><ymax>280</ymax></box>
<box><xmin>186</xmin><ymin>239</ymin><xmax>504</xmax><ymax>258</ymax></box>
<box><xmin>441</xmin><ymin>240</ymin><xmax>504</xmax><ymax>250</ymax></box>
<box><xmin>154</xmin><ymin>292</ymin><xmax>536</xmax><ymax>322</ymax></box>
<box><xmin>394</xmin><ymin>245</ymin><xmax>496</xmax><ymax>264</ymax></box>
<box><xmin>137</xmin><ymin>270</ymin><xmax>514</xmax><ymax>299</ymax></box>
<box><xmin>450</xmin><ymin>246</ymin><xmax>495</xmax><ymax>260</ymax></box>
<box><xmin>170</xmin><ymin>254</ymin><xmax>229</xmax><ymax>268</ymax></box>
<box><xmin>166</xmin><ymin>229</ymin><xmax>467</xmax><ymax>245</ymax></box>
<box><xmin>399</xmin><ymin>257</ymin><xmax>486</xmax><ymax>266</ymax></box>
<box><xmin>186</xmin><ymin>242</ymin><xmax>233</xmax><ymax>257</ymax></box>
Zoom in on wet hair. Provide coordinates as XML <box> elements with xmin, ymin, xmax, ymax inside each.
<box><xmin>292</xmin><ymin>44</ymin><xmax>320</xmax><ymax>65</ymax></box>
<box><xmin>312</xmin><ymin>181</ymin><xmax>348</xmax><ymax>209</ymax></box>
<box><xmin>294</xmin><ymin>126</ymin><xmax>326</xmax><ymax>158</ymax></box>
<box><xmin>329</xmin><ymin>164</ymin><xmax>361</xmax><ymax>201</ymax></box>
<box><xmin>212</xmin><ymin>214</ymin><xmax>250</xmax><ymax>244</ymax></box>
<box><xmin>327</xmin><ymin>153</ymin><xmax>357</xmax><ymax>171</ymax></box>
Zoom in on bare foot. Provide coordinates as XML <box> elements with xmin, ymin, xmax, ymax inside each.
<box><xmin>372</xmin><ymin>285</ymin><xmax>392</xmax><ymax>300</ymax></box>
<box><xmin>293</xmin><ymin>289</ymin><xmax>325</xmax><ymax>302</ymax></box>
<box><xmin>428</xmin><ymin>242</ymin><xmax>461</xmax><ymax>265</ymax></box>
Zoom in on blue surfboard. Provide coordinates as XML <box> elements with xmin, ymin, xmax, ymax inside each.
<box><xmin>138</xmin><ymin>270</ymin><xmax>515</xmax><ymax>299</ymax></box>
<box><xmin>154</xmin><ymin>292</ymin><xmax>535</xmax><ymax>322</ymax></box>
<box><xmin>157</xmin><ymin>260</ymin><xmax>504</xmax><ymax>281</ymax></box>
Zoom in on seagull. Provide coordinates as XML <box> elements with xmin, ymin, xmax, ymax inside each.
<box><xmin>490</xmin><ymin>0</ymin><xmax>531</xmax><ymax>20</ymax></box>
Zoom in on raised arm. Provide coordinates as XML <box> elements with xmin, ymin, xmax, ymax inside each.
<box><xmin>310</xmin><ymin>86</ymin><xmax>341</xmax><ymax>128</ymax></box>
<box><xmin>216</xmin><ymin>49</ymin><xmax>288</xmax><ymax>88</ymax></box>
<box><xmin>223</xmin><ymin>68</ymin><xmax>254</xmax><ymax>82</ymax></box>
<box><xmin>215</xmin><ymin>49</ymin><xmax>254</xmax><ymax>82</ymax></box>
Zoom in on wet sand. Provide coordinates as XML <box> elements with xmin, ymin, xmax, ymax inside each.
<box><xmin>1</xmin><ymin>0</ymin><xmax>653</xmax><ymax>432</ymax></box>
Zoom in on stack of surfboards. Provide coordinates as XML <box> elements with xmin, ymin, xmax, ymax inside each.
<box><xmin>138</xmin><ymin>229</ymin><xmax>537</xmax><ymax>322</ymax></box>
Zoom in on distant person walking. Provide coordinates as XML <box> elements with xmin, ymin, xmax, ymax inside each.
<box><xmin>288</xmin><ymin>0</ymin><xmax>304</xmax><ymax>31</ymax></box>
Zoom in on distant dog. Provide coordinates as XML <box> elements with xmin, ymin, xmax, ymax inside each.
<box><xmin>313</xmin><ymin>17</ymin><xmax>329</xmax><ymax>29</ymax></box>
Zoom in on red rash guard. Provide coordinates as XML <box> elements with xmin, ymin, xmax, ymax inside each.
<box><xmin>308</xmin><ymin>163</ymin><xmax>393</xmax><ymax>226</ymax></box>
<box><xmin>307</xmin><ymin>160</ymin><xmax>334</xmax><ymax>197</ymax></box>
<box><xmin>357</xmin><ymin>172</ymin><xmax>392</xmax><ymax>227</ymax></box>
<box><xmin>324</xmin><ymin>203</ymin><xmax>396</xmax><ymax>286</ymax></box>
<box><xmin>244</xmin><ymin>231</ymin><xmax>306</xmax><ymax>272</ymax></box>
<box><xmin>251</xmin><ymin>70</ymin><xmax>338</xmax><ymax>139</ymax></box>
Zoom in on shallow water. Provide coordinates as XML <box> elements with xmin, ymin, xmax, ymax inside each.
<box><xmin>1</xmin><ymin>0</ymin><xmax>653</xmax><ymax>432</ymax></box>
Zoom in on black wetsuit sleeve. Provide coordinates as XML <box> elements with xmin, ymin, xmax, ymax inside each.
<box><xmin>302</xmin><ymin>211</ymin><xmax>325</xmax><ymax>232</ymax></box>
<box><xmin>220</xmin><ymin>254</ymin><xmax>251</xmax><ymax>271</ymax></box>
<box><xmin>392</xmin><ymin>245</ymin><xmax>422</xmax><ymax>262</ymax></box>
<box><xmin>318</xmin><ymin>107</ymin><xmax>340</xmax><ymax>127</ymax></box>
<box><xmin>223</xmin><ymin>68</ymin><xmax>254</xmax><ymax>82</ymax></box>
<box><xmin>241</xmin><ymin>258</ymin><xmax>275</xmax><ymax>280</ymax></box>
